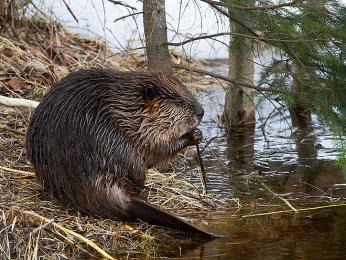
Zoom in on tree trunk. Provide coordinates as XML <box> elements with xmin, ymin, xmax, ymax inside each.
<box><xmin>0</xmin><ymin>0</ymin><xmax>6</xmax><ymax>17</ymax></box>
<box><xmin>289</xmin><ymin>0</ymin><xmax>321</xmax><ymax>129</ymax></box>
<box><xmin>223</xmin><ymin>7</ymin><xmax>255</xmax><ymax>130</ymax></box>
<box><xmin>143</xmin><ymin>0</ymin><xmax>171</xmax><ymax>73</ymax></box>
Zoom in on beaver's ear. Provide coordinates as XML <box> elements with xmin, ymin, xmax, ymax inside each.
<box><xmin>143</xmin><ymin>86</ymin><xmax>157</xmax><ymax>101</ymax></box>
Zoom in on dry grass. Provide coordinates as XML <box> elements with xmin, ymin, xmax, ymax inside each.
<box><xmin>0</xmin><ymin>112</ymin><xmax>222</xmax><ymax>258</ymax></box>
<box><xmin>0</xmin><ymin>17</ymin><xmax>225</xmax><ymax>259</ymax></box>
<box><xmin>0</xmin><ymin>18</ymin><xmax>144</xmax><ymax>99</ymax></box>
<box><xmin>0</xmin><ymin>16</ymin><xmax>211</xmax><ymax>99</ymax></box>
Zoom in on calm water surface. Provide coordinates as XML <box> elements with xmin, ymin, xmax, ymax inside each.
<box><xmin>155</xmin><ymin>84</ymin><xmax>346</xmax><ymax>259</ymax></box>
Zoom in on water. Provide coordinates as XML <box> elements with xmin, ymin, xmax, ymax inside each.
<box><xmin>176</xmin><ymin>211</ymin><xmax>346</xmax><ymax>259</ymax></box>
<box><xmin>154</xmin><ymin>80</ymin><xmax>346</xmax><ymax>259</ymax></box>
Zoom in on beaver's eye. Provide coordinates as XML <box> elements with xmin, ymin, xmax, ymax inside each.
<box><xmin>144</xmin><ymin>87</ymin><xmax>156</xmax><ymax>101</ymax></box>
<box><xmin>175</xmin><ymin>100</ymin><xmax>183</xmax><ymax>107</ymax></box>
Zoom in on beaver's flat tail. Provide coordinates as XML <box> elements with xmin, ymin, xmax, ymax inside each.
<box><xmin>127</xmin><ymin>197</ymin><xmax>215</xmax><ymax>238</ymax></box>
<box><xmin>72</xmin><ymin>183</ymin><xmax>215</xmax><ymax>238</ymax></box>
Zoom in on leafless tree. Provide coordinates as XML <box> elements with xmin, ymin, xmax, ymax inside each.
<box><xmin>143</xmin><ymin>0</ymin><xmax>171</xmax><ymax>72</ymax></box>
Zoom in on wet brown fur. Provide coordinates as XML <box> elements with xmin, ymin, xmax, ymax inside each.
<box><xmin>26</xmin><ymin>69</ymin><xmax>212</xmax><ymax>237</ymax></box>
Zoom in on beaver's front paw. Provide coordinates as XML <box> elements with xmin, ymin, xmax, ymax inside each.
<box><xmin>187</xmin><ymin>128</ymin><xmax>203</xmax><ymax>146</ymax></box>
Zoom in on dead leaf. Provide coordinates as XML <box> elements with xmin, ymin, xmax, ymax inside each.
<box><xmin>7</xmin><ymin>78</ymin><xmax>27</xmax><ymax>94</ymax></box>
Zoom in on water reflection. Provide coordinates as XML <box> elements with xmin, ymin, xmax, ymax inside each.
<box><xmin>290</xmin><ymin>107</ymin><xmax>318</xmax><ymax>165</ymax></box>
<box><xmin>226</xmin><ymin>125</ymin><xmax>255</xmax><ymax>173</ymax></box>
<box><xmin>287</xmin><ymin>108</ymin><xmax>320</xmax><ymax>194</ymax></box>
<box><xmin>155</xmin><ymin>86</ymin><xmax>346</xmax><ymax>259</ymax></box>
<box><xmin>175</xmin><ymin>208</ymin><xmax>346</xmax><ymax>259</ymax></box>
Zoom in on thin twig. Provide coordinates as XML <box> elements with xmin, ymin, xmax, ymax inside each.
<box><xmin>196</xmin><ymin>144</ymin><xmax>207</xmax><ymax>195</ymax></box>
<box><xmin>242</xmin><ymin>203</ymin><xmax>346</xmax><ymax>218</ymax></box>
<box><xmin>31</xmin><ymin>219</ymin><xmax>54</xmax><ymax>235</ymax></box>
<box><xmin>200</xmin><ymin>136</ymin><xmax>220</xmax><ymax>153</ymax></box>
<box><xmin>261</xmin><ymin>182</ymin><xmax>297</xmax><ymax>212</ymax></box>
<box><xmin>166</xmin><ymin>32</ymin><xmax>325</xmax><ymax>46</ymax></box>
<box><xmin>172</xmin><ymin>63</ymin><xmax>282</xmax><ymax>93</ymax></box>
<box><xmin>61</xmin><ymin>0</ymin><xmax>79</xmax><ymax>23</ymax></box>
<box><xmin>0</xmin><ymin>166</ymin><xmax>34</xmax><ymax>176</ymax></box>
<box><xmin>113</xmin><ymin>11</ymin><xmax>142</xmax><ymax>23</ymax></box>
<box><xmin>106</xmin><ymin>0</ymin><xmax>137</xmax><ymax>10</ymax></box>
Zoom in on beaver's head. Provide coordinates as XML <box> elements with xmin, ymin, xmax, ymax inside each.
<box><xmin>138</xmin><ymin>73</ymin><xmax>204</xmax><ymax>142</ymax></box>
<box><xmin>110</xmin><ymin>71</ymin><xmax>204</xmax><ymax>152</ymax></box>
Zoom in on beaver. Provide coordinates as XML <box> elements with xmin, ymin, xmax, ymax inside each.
<box><xmin>26</xmin><ymin>69</ymin><xmax>213</xmax><ymax>237</ymax></box>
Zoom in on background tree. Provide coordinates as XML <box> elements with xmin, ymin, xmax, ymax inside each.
<box><xmin>201</xmin><ymin>0</ymin><xmax>346</xmax><ymax>166</ymax></box>
<box><xmin>143</xmin><ymin>0</ymin><xmax>171</xmax><ymax>72</ymax></box>
<box><xmin>223</xmin><ymin>0</ymin><xmax>255</xmax><ymax>130</ymax></box>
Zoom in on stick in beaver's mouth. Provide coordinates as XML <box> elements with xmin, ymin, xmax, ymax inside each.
<box><xmin>196</xmin><ymin>143</ymin><xmax>208</xmax><ymax>195</ymax></box>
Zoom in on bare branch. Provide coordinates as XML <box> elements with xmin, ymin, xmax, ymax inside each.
<box><xmin>166</xmin><ymin>32</ymin><xmax>325</xmax><ymax>46</ymax></box>
<box><xmin>106</xmin><ymin>0</ymin><xmax>137</xmax><ymax>10</ymax></box>
<box><xmin>172</xmin><ymin>64</ymin><xmax>283</xmax><ymax>93</ymax></box>
<box><xmin>61</xmin><ymin>0</ymin><xmax>79</xmax><ymax>23</ymax></box>
<box><xmin>113</xmin><ymin>11</ymin><xmax>143</xmax><ymax>23</ymax></box>
<box><xmin>167</xmin><ymin>32</ymin><xmax>230</xmax><ymax>46</ymax></box>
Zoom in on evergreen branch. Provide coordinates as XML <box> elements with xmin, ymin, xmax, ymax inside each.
<box><xmin>172</xmin><ymin>63</ymin><xmax>283</xmax><ymax>93</ymax></box>
<box><xmin>200</xmin><ymin>0</ymin><xmax>322</xmax><ymax>70</ymax></box>
<box><xmin>202</xmin><ymin>0</ymin><xmax>301</xmax><ymax>11</ymax></box>
<box><xmin>200</xmin><ymin>0</ymin><xmax>269</xmax><ymax>44</ymax></box>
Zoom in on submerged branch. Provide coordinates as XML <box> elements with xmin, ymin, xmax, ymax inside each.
<box><xmin>261</xmin><ymin>182</ymin><xmax>297</xmax><ymax>212</ymax></box>
<box><xmin>242</xmin><ymin>203</ymin><xmax>346</xmax><ymax>218</ymax></box>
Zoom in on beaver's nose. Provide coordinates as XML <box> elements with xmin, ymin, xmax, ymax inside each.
<box><xmin>196</xmin><ymin>106</ymin><xmax>204</xmax><ymax>120</ymax></box>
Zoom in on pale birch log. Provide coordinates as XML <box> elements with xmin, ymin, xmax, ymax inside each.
<box><xmin>0</xmin><ymin>95</ymin><xmax>39</xmax><ymax>108</ymax></box>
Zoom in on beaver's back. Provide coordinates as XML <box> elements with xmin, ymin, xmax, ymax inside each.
<box><xmin>26</xmin><ymin>69</ymin><xmax>146</xmax><ymax>213</ymax></box>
